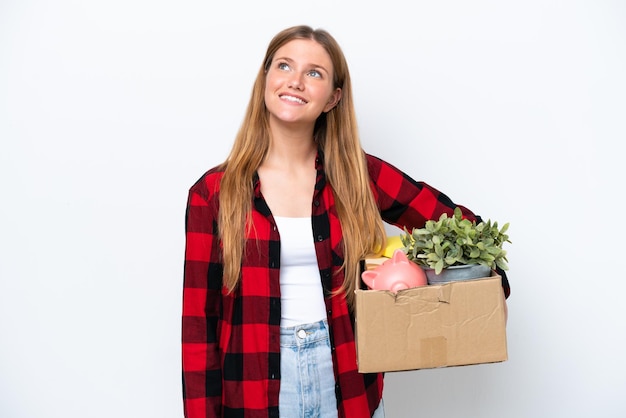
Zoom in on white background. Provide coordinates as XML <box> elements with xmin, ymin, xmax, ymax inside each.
<box><xmin>1</xmin><ymin>1</ymin><xmax>625</xmax><ymax>417</ymax></box>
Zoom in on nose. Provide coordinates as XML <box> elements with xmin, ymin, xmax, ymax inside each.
<box><xmin>288</xmin><ymin>73</ymin><xmax>304</xmax><ymax>90</ymax></box>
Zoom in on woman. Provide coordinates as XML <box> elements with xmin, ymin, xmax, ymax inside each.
<box><xmin>182</xmin><ymin>25</ymin><xmax>510</xmax><ymax>418</ymax></box>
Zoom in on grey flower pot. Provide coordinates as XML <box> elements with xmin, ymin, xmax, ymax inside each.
<box><xmin>424</xmin><ymin>264</ymin><xmax>492</xmax><ymax>285</ymax></box>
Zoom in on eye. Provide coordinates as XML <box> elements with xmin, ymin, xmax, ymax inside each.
<box><xmin>277</xmin><ymin>62</ymin><xmax>290</xmax><ymax>71</ymax></box>
<box><xmin>308</xmin><ymin>69</ymin><xmax>322</xmax><ymax>78</ymax></box>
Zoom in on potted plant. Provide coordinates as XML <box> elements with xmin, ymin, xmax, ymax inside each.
<box><xmin>399</xmin><ymin>207</ymin><xmax>511</xmax><ymax>284</ymax></box>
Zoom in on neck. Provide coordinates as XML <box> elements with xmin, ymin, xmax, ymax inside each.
<box><xmin>264</xmin><ymin>137</ymin><xmax>317</xmax><ymax>169</ymax></box>
<box><xmin>265</xmin><ymin>124</ymin><xmax>317</xmax><ymax>168</ymax></box>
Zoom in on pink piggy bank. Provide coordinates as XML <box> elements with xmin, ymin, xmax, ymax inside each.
<box><xmin>362</xmin><ymin>250</ymin><xmax>427</xmax><ymax>292</ymax></box>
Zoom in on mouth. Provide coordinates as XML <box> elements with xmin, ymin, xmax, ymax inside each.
<box><xmin>279</xmin><ymin>94</ymin><xmax>307</xmax><ymax>105</ymax></box>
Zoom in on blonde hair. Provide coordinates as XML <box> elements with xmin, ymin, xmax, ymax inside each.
<box><xmin>219</xmin><ymin>25</ymin><xmax>385</xmax><ymax>309</ymax></box>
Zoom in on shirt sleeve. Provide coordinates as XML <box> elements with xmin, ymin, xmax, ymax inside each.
<box><xmin>182</xmin><ymin>181</ymin><xmax>223</xmax><ymax>417</ymax></box>
<box><xmin>366</xmin><ymin>154</ymin><xmax>478</xmax><ymax>228</ymax></box>
<box><xmin>366</xmin><ymin>153</ymin><xmax>511</xmax><ymax>298</ymax></box>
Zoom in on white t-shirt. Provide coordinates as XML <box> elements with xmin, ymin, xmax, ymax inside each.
<box><xmin>274</xmin><ymin>216</ymin><xmax>327</xmax><ymax>328</ymax></box>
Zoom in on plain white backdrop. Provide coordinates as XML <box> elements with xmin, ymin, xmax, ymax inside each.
<box><xmin>1</xmin><ymin>1</ymin><xmax>625</xmax><ymax>417</ymax></box>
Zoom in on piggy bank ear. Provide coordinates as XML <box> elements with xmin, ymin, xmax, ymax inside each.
<box><xmin>361</xmin><ymin>270</ymin><xmax>379</xmax><ymax>288</ymax></box>
<box><xmin>391</xmin><ymin>249</ymin><xmax>409</xmax><ymax>264</ymax></box>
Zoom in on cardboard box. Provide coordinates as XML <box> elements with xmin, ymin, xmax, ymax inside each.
<box><xmin>354</xmin><ymin>275</ymin><xmax>507</xmax><ymax>373</ymax></box>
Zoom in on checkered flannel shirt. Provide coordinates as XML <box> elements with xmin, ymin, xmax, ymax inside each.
<box><xmin>182</xmin><ymin>151</ymin><xmax>511</xmax><ymax>417</ymax></box>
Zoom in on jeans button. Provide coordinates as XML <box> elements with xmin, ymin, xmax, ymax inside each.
<box><xmin>297</xmin><ymin>329</ymin><xmax>306</xmax><ymax>339</ymax></box>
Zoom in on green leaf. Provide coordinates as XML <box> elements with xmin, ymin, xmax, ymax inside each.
<box><xmin>435</xmin><ymin>259</ymin><xmax>444</xmax><ymax>274</ymax></box>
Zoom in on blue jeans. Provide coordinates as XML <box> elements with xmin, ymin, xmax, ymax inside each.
<box><xmin>279</xmin><ymin>319</ymin><xmax>385</xmax><ymax>418</ymax></box>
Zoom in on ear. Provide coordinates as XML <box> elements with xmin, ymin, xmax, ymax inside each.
<box><xmin>391</xmin><ymin>249</ymin><xmax>408</xmax><ymax>264</ymax></box>
<box><xmin>323</xmin><ymin>87</ymin><xmax>342</xmax><ymax>113</ymax></box>
<box><xmin>361</xmin><ymin>270</ymin><xmax>378</xmax><ymax>287</ymax></box>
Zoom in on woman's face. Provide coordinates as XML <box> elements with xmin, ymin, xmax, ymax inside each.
<box><xmin>264</xmin><ymin>39</ymin><xmax>341</xmax><ymax>128</ymax></box>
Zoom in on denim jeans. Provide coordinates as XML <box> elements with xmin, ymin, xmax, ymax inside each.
<box><xmin>279</xmin><ymin>319</ymin><xmax>385</xmax><ymax>418</ymax></box>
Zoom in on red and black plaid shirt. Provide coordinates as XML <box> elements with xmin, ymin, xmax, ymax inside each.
<box><xmin>182</xmin><ymin>152</ymin><xmax>510</xmax><ymax>418</ymax></box>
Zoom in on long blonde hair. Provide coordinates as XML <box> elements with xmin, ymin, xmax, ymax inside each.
<box><xmin>219</xmin><ymin>25</ymin><xmax>385</xmax><ymax>309</ymax></box>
